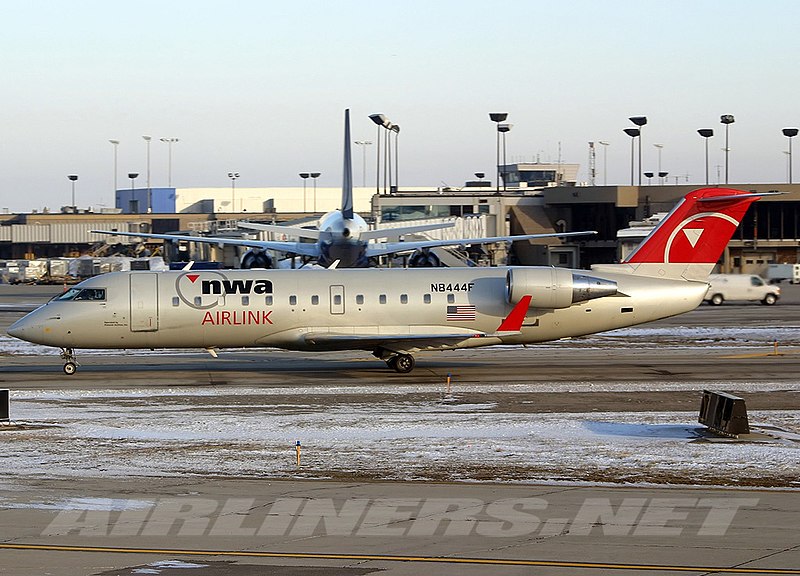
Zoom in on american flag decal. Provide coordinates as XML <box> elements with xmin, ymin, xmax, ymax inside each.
<box><xmin>446</xmin><ymin>305</ymin><xmax>476</xmax><ymax>321</ymax></box>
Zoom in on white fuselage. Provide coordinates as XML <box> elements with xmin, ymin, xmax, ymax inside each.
<box><xmin>9</xmin><ymin>267</ymin><xmax>708</xmax><ymax>355</ymax></box>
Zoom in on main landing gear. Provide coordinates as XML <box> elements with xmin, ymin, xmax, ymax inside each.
<box><xmin>60</xmin><ymin>348</ymin><xmax>79</xmax><ymax>375</ymax></box>
<box><xmin>374</xmin><ymin>348</ymin><xmax>416</xmax><ymax>374</ymax></box>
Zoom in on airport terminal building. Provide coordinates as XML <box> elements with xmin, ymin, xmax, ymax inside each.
<box><xmin>1</xmin><ymin>174</ymin><xmax>799</xmax><ymax>276</ymax></box>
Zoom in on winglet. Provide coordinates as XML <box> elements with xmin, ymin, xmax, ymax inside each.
<box><xmin>341</xmin><ymin>109</ymin><xmax>354</xmax><ymax>220</ymax></box>
<box><xmin>497</xmin><ymin>295</ymin><xmax>532</xmax><ymax>332</ymax></box>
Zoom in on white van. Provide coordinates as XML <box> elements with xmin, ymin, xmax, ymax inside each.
<box><xmin>704</xmin><ymin>274</ymin><xmax>780</xmax><ymax>306</ymax></box>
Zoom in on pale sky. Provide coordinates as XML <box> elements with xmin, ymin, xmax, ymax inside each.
<box><xmin>1</xmin><ymin>0</ymin><xmax>798</xmax><ymax>212</ymax></box>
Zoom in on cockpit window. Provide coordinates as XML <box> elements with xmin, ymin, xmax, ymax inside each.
<box><xmin>56</xmin><ymin>288</ymin><xmax>106</xmax><ymax>301</ymax></box>
<box><xmin>55</xmin><ymin>288</ymin><xmax>82</xmax><ymax>301</ymax></box>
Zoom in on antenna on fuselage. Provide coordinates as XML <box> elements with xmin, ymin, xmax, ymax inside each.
<box><xmin>341</xmin><ymin>109</ymin><xmax>354</xmax><ymax>220</ymax></box>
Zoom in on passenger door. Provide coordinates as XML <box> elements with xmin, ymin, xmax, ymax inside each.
<box><xmin>329</xmin><ymin>285</ymin><xmax>345</xmax><ymax>315</ymax></box>
<box><xmin>130</xmin><ymin>273</ymin><xmax>159</xmax><ymax>332</ymax></box>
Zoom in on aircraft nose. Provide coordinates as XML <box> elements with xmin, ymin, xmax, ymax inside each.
<box><xmin>7</xmin><ymin>318</ymin><xmax>27</xmax><ymax>339</ymax></box>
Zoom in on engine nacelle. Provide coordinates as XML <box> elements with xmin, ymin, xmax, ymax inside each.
<box><xmin>240</xmin><ymin>249</ymin><xmax>274</xmax><ymax>269</ymax></box>
<box><xmin>506</xmin><ymin>267</ymin><xmax>618</xmax><ymax>309</ymax></box>
<box><xmin>408</xmin><ymin>248</ymin><xmax>441</xmax><ymax>267</ymax></box>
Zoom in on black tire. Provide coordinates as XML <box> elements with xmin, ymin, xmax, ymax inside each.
<box><xmin>709</xmin><ymin>294</ymin><xmax>724</xmax><ymax>306</ymax></box>
<box><xmin>393</xmin><ymin>354</ymin><xmax>415</xmax><ymax>374</ymax></box>
<box><xmin>762</xmin><ymin>293</ymin><xmax>778</xmax><ymax>305</ymax></box>
<box><xmin>63</xmin><ymin>362</ymin><xmax>77</xmax><ymax>375</ymax></box>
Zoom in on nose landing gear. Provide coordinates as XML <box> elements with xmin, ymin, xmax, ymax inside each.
<box><xmin>60</xmin><ymin>348</ymin><xmax>79</xmax><ymax>375</ymax></box>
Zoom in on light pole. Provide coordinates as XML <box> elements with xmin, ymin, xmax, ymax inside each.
<box><xmin>354</xmin><ymin>141</ymin><xmax>372</xmax><ymax>188</ymax></box>
<box><xmin>629</xmin><ymin>116</ymin><xmax>647</xmax><ymax>186</ymax></box>
<box><xmin>644</xmin><ymin>171</ymin><xmax>654</xmax><ymax>186</ymax></box>
<box><xmin>653</xmin><ymin>143</ymin><xmax>664</xmax><ymax>183</ymax></box>
<box><xmin>391</xmin><ymin>124</ymin><xmax>400</xmax><ymax>193</ymax></box>
<box><xmin>142</xmin><ymin>135</ymin><xmax>152</xmax><ymax>212</ymax></box>
<box><xmin>782</xmin><ymin>128</ymin><xmax>798</xmax><ymax>183</ymax></box>
<box><xmin>369</xmin><ymin>114</ymin><xmax>391</xmax><ymax>194</ymax></box>
<box><xmin>659</xmin><ymin>171</ymin><xmax>669</xmax><ymax>185</ymax></box>
<box><xmin>109</xmin><ymin>139</ymin><xmax>119</xmax><ymax>198</ymax></box>
<box><xmin>127</xmin><ymin>172</ymin><xmax>139</xmax><ymax>213</ymax></box>
<box><xmin>498</xmin><ymin>123</ymin><xmax>512</xmax><ymax>191</ymax></box>
<box><xmin>67</xmin><ymin>174</ymin><xmax>78</xmax><ymax>209</ymax></box>
<box><xmin>623</xmin><ymin>128</ymin><xmax>640</xmax><ymax>185</ymax></box>
<box><xmin>160</xmin><ymin>137</ymin><xmax>179</xmax><ymax>187</ymax></box>
<box><xmin>489</xmin><ymin>113</ymin><xmax>508</xmax><ymax>193</ymax></box>
<box><xmin>299</xmin><ymin>172</ymin><xmax>309</xmax><ymax>212</ymax></box>
<box><xmin>720</xmin><ymin>114</ymin><xmax>735</xmax><ymax>184</ymax></box>
<box><xmin>697</xmin><ymin>129</ymin><xmax>714</xmax><ymax>185</ymax></box>
<box><xmin>598</xmin><ymin>141</ymin><xmax>609</xmax><ymax>185</ymax></box>
<box><xmin>227</xmin><ymin>172</ymin><xmax>239</xmax><ymax>212</ymax></box>
<box><xmin>310</xmin><ymin>172</ymin><xmax>321</xmax><ymax>212</ymax></box>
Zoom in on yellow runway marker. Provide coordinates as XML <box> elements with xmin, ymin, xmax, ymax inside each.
<box><xmin>1</xmin><ymin>543</ymin><xmax>798</xmax><ymax>574</ymax></box>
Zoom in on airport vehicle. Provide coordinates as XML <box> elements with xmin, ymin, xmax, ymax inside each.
<box><xmin>7</xmin><ymin>187</ymin><xmax>769</xmax><ymax>374</ymax></box>
<box><xmin>766</xmin><ymin>263</ymin><xmax>800</xmax><ymax>284</ymax></box>
<box><xmin>704</xmin><ymin>274</ymin><xmax>780</xmax><ymax>305</ymax></box>
<box><xmin>94</xmin><ymin>110</ymin><xmax>590</xmax><ymax>269</ymax></box>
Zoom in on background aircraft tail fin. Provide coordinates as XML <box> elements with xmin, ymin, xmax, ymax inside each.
<box><xmin>595</xmin><ymin>187</ymin><xmax>768</xmax><ymax>281</ymax></box>
<box><xmin>341</xmin><ymin>109</ymin><xmax>354</xmax><ymax>220</ymax></box>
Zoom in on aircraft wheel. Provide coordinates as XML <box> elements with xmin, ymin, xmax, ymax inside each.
<box><xmin>63</xmin><ymin>362</ymin><xmax>77</xmax><ymax>376</ymax></box>
<box><xmin>762</xmin><ymin>293</ymin><xmax>778</xmax><ymax>305</ymax></box>
<box><xmin>393</xmin><ymin>354</ymin><xmax>415</xmax><ymax>374</ymax></box>
<box><xmin>709</xmin><ymin>294</ymin><xmax>724</xmax><ymax>306</ymax></box>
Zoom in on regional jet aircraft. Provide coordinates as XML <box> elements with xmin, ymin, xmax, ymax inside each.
<box><xmin>93</xmin><ymin>110</ymin><xmax>592</xmax><ymax>268</ymax></box>
<box><xmin>8</xmin><ymin>187</ymin><xmax>769</xmax><ymax>374</ymax></box>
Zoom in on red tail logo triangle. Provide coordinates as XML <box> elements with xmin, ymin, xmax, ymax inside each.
<box><xmin>187</xmin><ymin>274</ymin><xmax>200</xmax><ymax>284</ymax></box>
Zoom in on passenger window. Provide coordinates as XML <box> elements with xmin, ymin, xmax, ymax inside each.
<box><xmin>751</xmin><ymin>277</ymin><xmax>764</xmax><ymax>286</ymax></box>
<box><xmin>447</xmin><ymin>294</ymin><xmax>455</xmax><ymax>304</ymax></box>
<box><xmin>400</xmin><ymin>294</ymin><xmax>408</xmax><ymax>304</ymax></box>
<box><xmin>242</xmin><ymin>296</ymin><xmax>250</xmax><ymax>306</ymax></box>
<box><xmin>172</xmin><ymin>297</ymin><xmax>180</xmax><ymax>307</ymax></box>
<box><xmin>424</xmin><ymin>294</ymin><xmax>431</xmax><ymax>304</ymax></box>
<box><xmin>379</xmin><ymin>294</ymin><xmax>387</xmax><ymax>304</ymax></box>
<box><xmin>311</xmin><ymin>295</ymin><xmax>319</xmax><ymax>305</ymax></box>
<box><xmin>194</xmin><ymin>296</ymin><xmax>202</xmax><ymax>306</ymax></box>
<box><xmin>265</xmin><ymin>295</ymin><xmax>273</xmax><ymax>306</ymax></box>
<box><xmin>289</xmin><ymin>295</ymin><xmax>297</xmax><ymax>305</ymax></box>
<box><xmin>356</xmin><ymin>294</ymin><xmax>364</xmax><ymax>305</ymax></box>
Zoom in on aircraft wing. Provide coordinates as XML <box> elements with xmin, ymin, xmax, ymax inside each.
<box><xmin>237</xmin><ymin>221</ymin><xmax>324</xmax><ymax>240</ymax></box>
<box><xmin>303</xmin><ymin>297</ymin><xmax>530</xmax><ymax>349</ymax></box>
<box><xmin>364</xmin><ymin>230</ymin><xmax>597</xmax><ymax>258</ymax></box>
<box><xmin>90</xmin><ymin>230</ymin><xmax>322</xmax><ymax>258</ymax></box>
<box><xmin>303</xmin><ymin>329</ymin><xmax>519</xmax><ymax>351</ymax></box>
<box><xmin>358</xmin><ymin>222</ymin><xmax>456</xmax><ymax>242</ymax></box>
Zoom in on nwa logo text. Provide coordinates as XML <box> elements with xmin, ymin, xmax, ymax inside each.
<box><xmin>201</xmin><ymin>278</ymin><xmax>273</xmax><ymax>295</ymax></box>
<box><xmin>175</xmin><ymin>272</ymin><xmax>274</xmax><ymax>310</ymax></box>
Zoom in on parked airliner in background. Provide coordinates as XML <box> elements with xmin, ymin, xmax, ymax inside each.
<box><xmin>9</xmin><ymin>187</ymin><xmax>769</xmax><ymax>374</ymax></box>
<box><xmin>93</xmin><ymin>109</ymin><xmax>592</xmax><ymax>268</ymax></box>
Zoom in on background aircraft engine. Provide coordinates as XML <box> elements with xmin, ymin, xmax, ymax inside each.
<box><xmin>240</xmin><ymin>249</ymin><xmax>274</xmax><ymax>269</ymax></box>
<box><xmin>506</xmin><ymin>268</ymin><xmax>617</xmax><ymax>309</ymax></box>
<box><xmin>408</xmin><ymin>248</ymin><xmax>441</xmax><ymax>267</ymax></box>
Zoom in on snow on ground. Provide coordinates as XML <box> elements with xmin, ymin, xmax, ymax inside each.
<box><xmin>3</xmin><ymin>386</ymin><xmax>798</xmax><ymax>488</ymax></box>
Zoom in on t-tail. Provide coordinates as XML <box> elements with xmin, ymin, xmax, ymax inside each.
<box><xmin>341</xmin><ymin>108</ymin><xmax>354</xmax><ymax>220</ymax></box>
<box><xmin>593</xmin><ymin>187</ymin><xmax>773</xmax><ymax>281</ymax></box>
